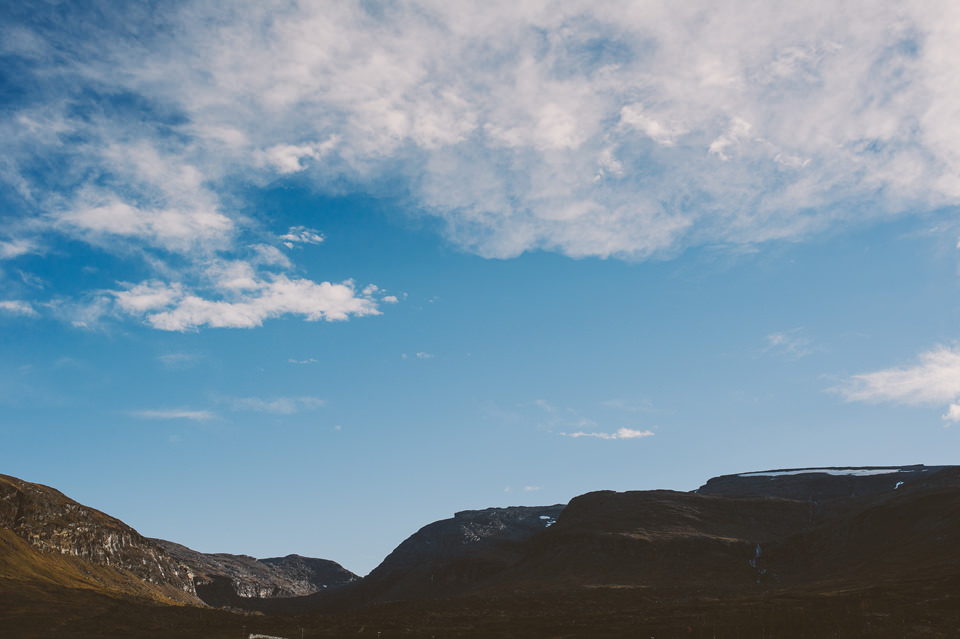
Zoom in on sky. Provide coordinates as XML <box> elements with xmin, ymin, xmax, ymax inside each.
<box><xmin>2</xmin><ymin>0</ymin><xmax>960</xmax><ymax>576</ymax></box>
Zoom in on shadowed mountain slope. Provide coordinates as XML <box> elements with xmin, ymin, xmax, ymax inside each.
<box><xmin>696</xmin><ymin>464</ymin><xmax>951</xmax><ymax>500</ymax></box>
<box><xmin>6</xmin><ymin>466</ymin><xmax>960</xmax><ymax>638</ymax></box>
<box><xmin>153</xmin><ymin>538</ymin><xmax>357</xmax><ymax>608</ymax></box>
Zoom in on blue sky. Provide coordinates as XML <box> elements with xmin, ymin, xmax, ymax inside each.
<box><xmin>3</xmin><ymin>1</ymin><xmax>960</xmax><ymax>575</ymax></box>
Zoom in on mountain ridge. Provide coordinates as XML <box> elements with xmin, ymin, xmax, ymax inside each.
<box><xmin>4</xmin><ymin>464</ymin><xmax>960</xmax><ymax>637</ymax></box>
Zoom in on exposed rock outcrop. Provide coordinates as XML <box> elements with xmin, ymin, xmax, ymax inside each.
<box><xmin>0</xmin><ymin>474</ymin><xmax>197</xmax><ymax>601</ymax></box>
<box><xmin>153</xmin><ymin>539</ymin><xmax>357</xmax><ymax>608</ymax></box>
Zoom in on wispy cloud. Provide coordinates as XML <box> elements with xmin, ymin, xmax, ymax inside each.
<box><xmin>835</xmin><ymin>346</ymin><xmax>960</xmax><ymax>423</ymax></box>
<box><xmin>0</xmin><ymin>239</ymin><xmax>36</xmax><ymax>260</ymax></box>
<box><xmin>0</xmin><ymin>300</ymin><xmax>38</xmax><ymax>317</ymax></box>
<box><xmin>157</xmin><ymin>353</ymin><xmax>201</xmax><ymax>369</ymax></box>
<box><xmin>530</xmin><ymin>399</ymin><xmax>658</xmax><ymax>439</ymax></box>
<box><xmin>764</xmin><ymin>329</ymin><xmax>815</xmax><ymax>359</ymax></box>
<box><xmin>227</xmin><ymin>396</ymin><xmax>325</xmax><ymax>415</ymax></box>
<box><xmin>601</xmin><ymin>399</ymin><xmax>660</xmax><ymax>413</ymax></box>
<box><xmin>561</xmin><ymin>428</ymin><xmax>655</xmax><ymax>440</ymax></box>
<box><xmin>130</xmin><ymin>409</ymin><xmax>217</xmax><ymax>421</ymax></box>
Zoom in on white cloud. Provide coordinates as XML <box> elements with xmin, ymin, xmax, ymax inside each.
<box><xmin>262</xmin><ymin>137</ymin><xmax>338</xmax><ymax>174</ymax></box>
<box><xmin>289</xmin><ymin>358</ymin><xmax>318</xmax><ymax>365</ymax></box>
<box><xmin>4</xmin><ymin>0</ymin><xmax>960</xmax><ymax>302</ymax></box>
<box><xmin>228</xmin><ymin>396</ymin><xmax>325</xmax><ymax>415</ymax></box>
<box><xmin>523</xmin><ymin>486</ymin><xmax>542</xmax><ymax>492</ymax></box>
<box><xmin>620</xmin><ymin>104</ymin><xmax>686</xmax><ymax>147</ymax></box>
<box><xmin>0</xmin><ymin>300</ymin><xmax>38</xmax><ymax>317</ymax></box>
<box><xmin>206</xmin><ymin>260</ymin><xmax>260</xmax><ymax>291</ymax></box>
<box><xmin>251</xmin><ymin>244</ymin><xmax>293</xmax><ymax>268</ymax></box>
<box><xmin>943</xmin><ymin>403</ymin><xmax>960</xmax><ymax>423</ymax></box>
<box><xmin>112</xmin><ymin>274</ymin><xmax>381</xmax><ymax>331</ymax></box>
<box><xmin>114</xmin><ymin>281</ymin><xmax>184</xmax><ymax>314</ymax></box>
<box><xmin>837</xmin><ymin>346</ymin><xmax>960</xmax><ymax>406</ymax></box>
<box><xmin>837</xmin><ymin>345</ymin><xmax>960</xmax><ymax>424</ymax></box>
<box><xmin>562</xmin><ymin>428</ymin><xmax>655</xmax><ymax>440</ymax></box>
<box><xmin>131</xmin><ymin>409</ymin><xmax>217</xmax><ymax>421</ymax></box>
<box><xmin>279</xmin><ymin>226</ymin><xmax>325</xmax><ymax>248</ymax></box>
<box><xmin>415</xmin><ymin>352</ymin><xmax>434</xmax><ymax>359</ymax></box>
<box><xmin>0</xmin><ymin>239</ymin><xmax>35</xmax><ymax>260</ymax></box>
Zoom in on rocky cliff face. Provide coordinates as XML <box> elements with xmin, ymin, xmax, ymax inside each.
<box><xmin>0</xmin><ymin>474</ymin><xmax>197</xmax><ymax>601</ymax></box>
<box><xmin>153</xmin><ymin>539</ymin><xmax>357</xmax><ymax>607</ymax></box>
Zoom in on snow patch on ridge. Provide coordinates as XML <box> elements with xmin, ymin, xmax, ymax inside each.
<box><xmin>738</xmin><ymin>468</ymin><xmax>903</xmax><ymax>478</ymax></box>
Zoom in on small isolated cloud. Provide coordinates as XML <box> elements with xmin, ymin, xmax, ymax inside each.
<box><xmin>131</xmin><ymin>409</ymin><xmax>217</xmax><ymax>421</ymax></box>
<box><xmin>764</xmin><ymin>329</ymin><xmax>813</xmax><ymax>358</ymax></box>
<box><xmin>289</xmin><ymin>358</ymin><xmax>318</xmax><ymax>365</ymax></box>
<box><xmin>228</xmin><ymin>396</ymin><xmax>325</xmax><ymax>415</ymax></box>
<box><xmin>279</xmin><ymin>226</ymin><xmax>325</xmax><ymax>248</ymax></box>
<box><xmin>0</xmin><ymin>300</ymin><xmax>38</xmax><ymax>317</ymax></box>
<box><xmin>524</xmin><ymin>486</ymin><xmax>542</xmax><ymax>492</ymax></box>
<box><xmin>836</xmin><ymin>345</ymin><xmax>960</xmax><ymax>424</ymax></box>
<box><xmin>416</xmin><ymin>352</ymin><xmax>434</xmax><ymax>359</ymax></box>
<box><xmin>562</xmin><ymin>428</ymin><xmax>655</xmax><ymax>440</ymax></box>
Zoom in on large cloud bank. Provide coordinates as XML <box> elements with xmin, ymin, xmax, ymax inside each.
<box><xmin>1</xmin><ymin>1</ymin><xmax>958</xmax><ymax>326</ymax></box>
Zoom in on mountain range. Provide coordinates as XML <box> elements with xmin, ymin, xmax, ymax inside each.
<box><xmin>3</xmin><ymin>465</ymin><xmax>960</xmax><ymax>638</ymax></box>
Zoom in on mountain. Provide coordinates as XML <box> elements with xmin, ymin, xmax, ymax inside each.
<box><xmin>695</xmin><ymin>464</ymin><xmax>952</xmax><ymax>500</ymax></box>
<box><xmin>0</xmin><ymin>473</ymin><xmax>198</xmax><ymax>603</ymax></box>
<box><xmin>334</xmin><ymin>504</ymin><xmax>565</xmax><ymax>606</ymax></box>
<box><xmin>153</xmin><ymin>538</ymin><xmax>357</xmax><ymax>608</ymax></box>
<box><xmin>5</xmin><ymin>465</ymin><xmax>960</xmax><ymax>638</ymax></box>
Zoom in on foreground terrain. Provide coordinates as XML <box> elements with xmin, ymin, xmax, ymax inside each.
<box><xmin>3</xmin><ymin>466</ymin><xmax>960</xmax><ymax>637</ymax></box>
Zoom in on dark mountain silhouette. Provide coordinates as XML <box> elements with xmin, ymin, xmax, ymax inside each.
<box><xmin>4</xmin><ymin>465</ymin><xmax>960</xmax><ymax>638</ymax></box>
